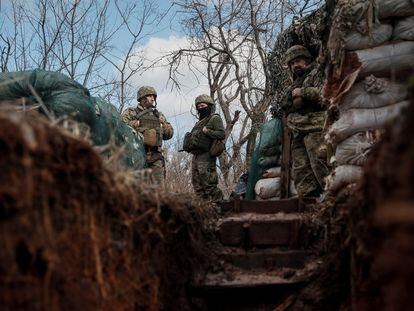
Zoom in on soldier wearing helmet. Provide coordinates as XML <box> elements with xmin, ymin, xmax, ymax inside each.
<box><xmin>281</xmin><ymin>45</ymin><xmax>328</xmax><ymax>198</ymax></box>
<box><xmin>122</xmin><ymin>86</ymin><xmax>174</xmax><ymax>184</ymax></box>
<box><xmin>182</xmin><ymin>94</ymin><xmax>225</xmax><ymax>202</ymax></box>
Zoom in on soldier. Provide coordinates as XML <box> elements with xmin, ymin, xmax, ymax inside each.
<box><xmin>183</xmin><ymin>94</ymin><xmax>225</xmax><ymax>202</ymax></box>
<box><xmin>122</xmin><ymin>86</ymin><xmax>173</xmax><ymax>184</ymax></box>
<box><xmin>281</xmin><ymin>45</ymin><xmax>328</xmax><ymax>197</ymax></box>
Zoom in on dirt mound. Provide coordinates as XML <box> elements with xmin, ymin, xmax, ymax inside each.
<box><xmin>0</xmin><ymin>113</ymin><xmax>216</xmax><ymax>310</ymax></box>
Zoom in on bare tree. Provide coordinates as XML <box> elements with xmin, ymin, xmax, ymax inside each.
<box><xmin>0</xmin><ymin>0</ymin><xmax>165</xmax><ymax>110</ymax></box>
<box><xmin>167</xmin><ymin>0</ymin><xmax>322</xmax><ymax>188</ymax></box>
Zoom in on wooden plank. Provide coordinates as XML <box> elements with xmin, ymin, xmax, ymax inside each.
<box><xmin>280</xmin><ymin>116</ymin><xmax>291</xmax><ymax>199</ymax></box>
<box><xmin>219</xmin><ymin>198</ymin><xmax>300</xmax><ymax>214</ymax></box>
<box><xmin>222</xmin><ymin>249</ymin><xmax>311</xmax><ymax>269</ymax></box>
<box><xmin>219</xmin><ymin>214</ymin><xmax>305</xmax><ymax>247</ymax></box>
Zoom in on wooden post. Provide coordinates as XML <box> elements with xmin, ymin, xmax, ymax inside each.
<box><xmin>280</xmin><ymin>116</ymin><xmax>291</xmax><ymax>199</ymax></box>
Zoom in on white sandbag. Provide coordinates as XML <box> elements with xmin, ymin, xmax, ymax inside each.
<box><xmin>378</xmin><ymin>0</ymin><xmax>414</xmax><ymax>18</ymax></box>
<box><xmin>345</xmin><ymin>23</ymin><xmax>392</xmax><ymax>51</ymax></box>
<box><xmin>255</xmin><ymin>177</ymin><xmax>280</xmax><ymax>199</ymax></box>
<box><xmin>326</xmin><ymin>100</ymin><xmax>410</xmax><ymax>144</ymax></box>
<box><xmin>335</xmin><ymin>132</ymin><xmax>375</xmax><ymax>165</ymax></box>
<box><xmin>340</xmin><ymin>75</ymin><xmax>407</xmax><ymax>111</ymax></box>
<box><xmin>290</xmin><ymin>180</ymin><xmax>298</xmax><ymax>197</ymax></box>
<box><xmin>356</xmin><ymin>41</ymin><xmax>414</xmax><ymax>76</ymax></box>
<box><xmin>262</xmin><ymin>167</ymin><xmax>281</xmax><ymax>178</ymax></box>
<box><xmin>325</xmin><ymin>165</ymin><xmax>363</xmax><ymax>193</ymax></box>
<box><xmin>257</xmin><ymin>196</ymin><xmax>280</xmax><ymax>201</ymax></box>
<box><xmin>393</xmin><ymin>16</ymin><xmax>414</xmax><ymax>40</ymax></box>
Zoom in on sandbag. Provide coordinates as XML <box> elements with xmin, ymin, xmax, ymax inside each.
<box><xmin>393</xmin><ymin>16</ymin><xmax>414</xmax><ymax>40</ymax></box>
<box><xmin>345</xmin><ymin>23</ymin><xmax>392</xmax><ymax>51</ymax></box>
<box><xmin>356</xmin><ymin>41</ymin><xmax>414</xmax><ymax>76</ymax></box>
<box><xmin>258</xmin><ymin>118</ymin><xmax>283</xmax><ymax>157</ymax></box>
<box><xmin>0</xmin><ymin>70</ymin><xmax>146</xmax><ymax>169</ymax></box>
<box><xmin>255</xmin><ymin>177</ymin><xmax>280</xmax><ymax>200</ymax></box>
<box><xmin>326</xmin><ymin>100</ymin><xmax>410</xmax><ymax>144</ymax></box>
<box><xmin>92</xmin><ymin>97</ymin><xmax>146</xmax><ymax>169</ymax></box>
<box><xmin>258</xmin><ymin>155</ymin><xmax>279</xmax><ymax>170</ymax></box>
<box><xmin>262</xmin><ymin>167</ymin><xmax>281</xmax><ymax>178</ymax></box>
<box><xmin>340</xmin><ymin>76</ymin><xmax>407</xmax><ymax>111</ymax></box>
<box><xmin>325</xmin><ymin>165</ymin><xmax>363</xmax><ymax>193</ymax></box>
<box><xmin>378</xmin><ymin>0</ymin><xmax>414</xmax><ymax>18</ymax></box>
<box><xmin>335</xmin><ymin>132</ymin><xmax>375</xmax><ymax>165</ymax></box>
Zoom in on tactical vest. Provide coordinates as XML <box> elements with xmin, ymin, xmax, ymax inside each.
<box><xmin>136</xmin><ymin>108</ymin><xmax>162</xmax><ymax>147</ymax></box>
<box><xmin>190</xmin><ymin>114</ymin><xmax>217</xmax><ymax>153</ymax></box>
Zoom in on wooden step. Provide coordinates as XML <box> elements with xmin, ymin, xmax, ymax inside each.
<box><xmin>220</xmin><ymin>248</ymin><xmax>312</xmax><ymax>269</ymax></box>
<box><xmin>219</xmin><ymin>213</ymin><xmax>309</xmax><ymax>248</ymax></box>
<box><xmin>194</xmin><ymin>269</ymin><xmax>304</xmax><ymax>290</ymax></box>
<box><xmin>220</xmin><ymin>197</ymin><xmax>303</xmax><ymax>214</ymax></box>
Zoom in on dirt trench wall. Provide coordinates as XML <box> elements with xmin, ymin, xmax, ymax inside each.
<box><xmin>0</xmin><ymin>113</ymin><xmax>214</xmax><ymax>310</ymax></box>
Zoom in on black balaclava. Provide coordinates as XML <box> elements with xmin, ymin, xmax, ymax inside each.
<box><xmin>197</xmin><ymin>105</ymin><xmax>212</xmax><ymax>120</ymax></box>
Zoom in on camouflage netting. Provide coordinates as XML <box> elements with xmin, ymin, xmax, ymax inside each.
<box><xmin>0</xmin><ymin>70</ymin><xmax>146</xmax><ymax>169</ymax></box>
<box><xmin>0</xmin><ymin>113</ymin><xmax>216</xmax><ymax>310</ymax></box>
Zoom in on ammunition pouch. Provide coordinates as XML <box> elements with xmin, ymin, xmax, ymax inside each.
<box><xmin>210</xmin><ymin>139</ymin><xmax>225</xmax><ymax>157</ymax></box>
<box><xmin>182</xmin><ymin>132</ymin><xmax>193</xmax><ymax>152</ymax></box>
<box><xmin>190</xmin><ymin>131</ymin><xmax>211</xmax><ymax>153</ymax></box>
<box><xmin>143</xmin><ymin>128</ymin><xmax>158</xmax><ymax>147</ymax></box>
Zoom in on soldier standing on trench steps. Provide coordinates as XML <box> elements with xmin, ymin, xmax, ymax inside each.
<box><xmin>122</xmin><ymin>86</ymin><xmax>174</xmax><ymax>184</ymax></box>
<box><xmin>281</xmin><ymin>45</ymin><xmax>329</xmax><ymax>197</ymax></box>
<box><xmin>182</xmin><ymin>94</ymin><xmax>225</xmax><ymax>202</ymax></box>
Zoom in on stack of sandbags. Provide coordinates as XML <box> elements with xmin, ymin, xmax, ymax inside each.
<box><xmin>254</xmin><ymin>167</ymin><xmax>297</xmax><ymax>200</ymax></box>
<box><xmin>325</xmin><ymin>0</ymin><xmax>414</xmax><ymax>193</ymax></box>
<box><xmin>246</xmin><ymin>118</ymin><xmax>283</xmax><ymax>200</ymax></box>
<box><xmin>255</xmin><ymin>167</ymin><xmax>281</xmax><ymax>200</ymax></box>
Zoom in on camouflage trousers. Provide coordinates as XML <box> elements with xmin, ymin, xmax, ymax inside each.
<box><xmin>192</xmin><ymin>153</ymin><xmax>223</xmax><ymax>202</ymax></box>
<box><xmin>146</xmin><ymin>150</ymin><xmax>165</xmax><ymax>185</ymax></box>
<box><xmin>291</xmin><ymin>131</ymin><xmax>329</xmax><ymax>197</ymax></box>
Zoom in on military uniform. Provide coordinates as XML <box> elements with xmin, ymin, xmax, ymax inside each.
<box><xmin>281</xmin><ymin>46</ymin><xmax>328</xmax><ymax>197</ymax></box>
<box><xmin>122</xmin><ymin>86</ymin><xmax>173</xmax><ymax>184</ymax></box>
<box><xmin>185</xmin><ymin>95</ymin><xmax>225</xmax><ymax>202</ymax></box>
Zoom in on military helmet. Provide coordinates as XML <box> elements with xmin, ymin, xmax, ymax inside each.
<box><xmin>195</xmin><ymin>94</ymin><xmax>214</xmax><ymax>106</ymax></box>
<box><xmin>285</xmin><ymin>45</ymin><xmax>312</xmax><ymax>66</ymax></box>
<box><xmin>137</xmin><ymin>86</ymin><xmax>157</xmax><ymax>101</ymax></box>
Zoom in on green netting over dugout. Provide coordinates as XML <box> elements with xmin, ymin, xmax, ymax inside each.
<box><xmin>0</xmin><ymin>69</ymin><xmax>145</xmax><ymax>169</ymax></box>
<box><xmin>246</xmin><ymin>118</ymin><xmax>283</xmax><ymax>200</ymax></box>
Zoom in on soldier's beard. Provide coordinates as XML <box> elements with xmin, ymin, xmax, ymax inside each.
<box><xmin>293</xmin><ymin>67</ymin><xmax>306</xmax><ymax>78</ymax></box>
<box><xmin>197</xmin><ymin>106</ymin><xmax>212</xmax><ymax>120</ymax></box>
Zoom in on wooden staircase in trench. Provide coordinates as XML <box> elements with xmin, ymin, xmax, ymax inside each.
<box><xmin>190</xmin><ymin>197</ymin><xmax>319</xmax><ymax>310</ymax></box>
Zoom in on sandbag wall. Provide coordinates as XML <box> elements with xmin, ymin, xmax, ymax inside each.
<box><xmin>324</xmin><ymin>0</ymin><xmax>414</xmax><ymax>194</ymax></box>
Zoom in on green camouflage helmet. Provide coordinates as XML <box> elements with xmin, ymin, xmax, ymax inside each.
<box><xmin>137</xmin><ymin>86</ymin><xmax>157</xmax><ymax>101</ymax></box>
<box><xmin>285</xmin><ymin>45</ymin><xmax>312</xmax><ymax>66</ymax></box>
<box><xmin>195</xmin><ymin>94</ymin><xmax>214</xmax><ymax>106</ymax></box>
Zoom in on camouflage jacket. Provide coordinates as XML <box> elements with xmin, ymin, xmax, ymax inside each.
<box><xmin>122</xmin><ymin>104</ymin><xmax>173</xmax><ymax>148</ymax></box>
<box><xmin>281</xmin><ymin>62</ymin><xmax>325</xmax><ymax>116</ymax></box>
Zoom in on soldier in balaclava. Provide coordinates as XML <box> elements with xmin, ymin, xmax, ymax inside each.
<box><xmin>184</xmin><ymin>94</ymin><xmax>225</xmax><ymax>202</ymax></box>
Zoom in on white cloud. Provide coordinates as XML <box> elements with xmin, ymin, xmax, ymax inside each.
<box><xmin>127</xmin><ymin>35</ymin><xmax>210</xmax><ymax>136</ymax></box>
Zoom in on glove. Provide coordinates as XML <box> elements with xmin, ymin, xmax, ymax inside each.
<box><xmin>162</xmin><ymin>122</ymin><xmax>173</xmax><ymax>138</ymax></box>
<box><xmin>143</xmin><ymin>128</ymin><xmax>158</xmax><ymax>147</ymax></box>
<box><xmin>159</xmin><ymin>114</ymin><xmax>167</xmax><ymax>124</ymax></box>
